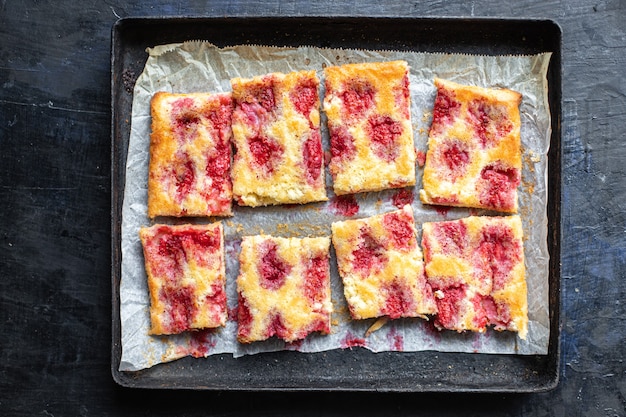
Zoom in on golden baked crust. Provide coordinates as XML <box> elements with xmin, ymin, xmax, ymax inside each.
<box><xmin>419</xmin><ymin>78</ymin><xmax>523</xmax><ymax>213</ymax></box>
<box><xmin>421</xmin><ymin>215</ymin><xmax>528</xmax><ymax>339</ymax></box>
<box><xmin>236</xmin><ymin>235</ymin><xmax>332</xmax><ymax>343</ymax></box>
<box><xmin>331</xmin><ymin>205</ymin><xmax>436</xmax><ymax>320</ymax></box>
<box><xmin>323</xmin><ymin>60</ymin><xmax>416</xmax><ymax>195</ymax></box>
<box><xmin>230</xmin><ymin>70</ymin><xmax>327</xmax><ymax>207</ymax></box>
<box><xmin>148</xmin><ymin>92</ymin><xmax>234</xmax><ymax>218</ymax></box>
<box><xmin>139</xmin><ymin>222</ymin><xmax>227</xmax><ymax>335</ymax></box>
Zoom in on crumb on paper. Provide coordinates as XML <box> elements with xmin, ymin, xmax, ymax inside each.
<box><xmin>529</xmin><ymin>150</ymin><xmax>542</xmax><ymax>163</ymax></box>
<box><xmin>365</xmin><ymin>317</ymin><xmax>389</xmax><ymax>337</ymax></box>
<box><xmin>522</xmin><ymin>150</ymin><xmax>538</xmax><ymax>174</ymax></box>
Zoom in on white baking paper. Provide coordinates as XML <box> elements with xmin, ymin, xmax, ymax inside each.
<box><xmin>119</xmin><ymin>41</ymin><xmax>552</xmax><ymax>371</ymax></box>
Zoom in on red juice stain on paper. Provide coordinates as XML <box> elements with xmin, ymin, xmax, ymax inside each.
<box><xmin>386</xmin><ymin>326</ymin><xmax>404</xmax><ymax>351</ymax></box>
<box><xmin>391</xmin><ymin>188</ymin><xmax>414</xmax><ymax>209</ymax></box>
<box><xmin>341</xmin><ymin>331</ymin><xmax>366</xmax><ymax>349</ymax></box>
<box><xmin>225</xmin><ymin>239</ymin><xmax>241</xmax><ymax>260</ymax></box>
<box><xmin>227</xmin><ymin>305</ymin><xmax>239</xmax><ymax>322</ymax></box>
<box><xmin>435</xmin><ymin>205</ymin><xmax>451</xmax><ymax>217</ymax></box>
<box><xmin>330</xmin><ymin>194</ymin><xmax>359</xmax><ymax>216</ymax></box>
<box><xmin>472</xmin><ymin>331</ymin><xmax>484</xmax><ymax>353</ymax></box>
<box><xmin>422</xmin><ymin>319</ymin><xmax>442</xmax><ymax>344</ymax></box>
<box><xmin>323</xmin><ymin>149</ymin><xmax>332</xmax><ymax>167</ymax></box>
<box><xmin>187</xmin><ymin>329</ymin><xmax>217</xmax><ymax>358</ymax></box>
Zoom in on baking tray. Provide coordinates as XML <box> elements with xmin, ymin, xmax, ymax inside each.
<box><xmin>111</xmin><ymin>16</ymin><xmax>562</xmax><ymax>392</ymax></box>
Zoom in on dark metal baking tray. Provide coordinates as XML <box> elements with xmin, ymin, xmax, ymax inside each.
<box><xmin>111</xmin><ymin>16</ymin><xmax>562</xmax><ymax>392</ymax></box>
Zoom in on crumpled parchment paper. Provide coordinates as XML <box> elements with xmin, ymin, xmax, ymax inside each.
<box><xmin>119</xmin><ymin>41</ymin><xmax>552</xmax><ymax>371</ymax></box>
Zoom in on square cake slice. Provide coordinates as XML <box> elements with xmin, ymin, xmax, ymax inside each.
<box><xmin>230</xmin><ymin>70</ymin><xmax>327</xmax><ymax>207</ymax></box>
<box><xmin>419</xmin><ymin>78</ymin><xmax>523</xmax><ymax>213</ymax></box>
<box><xmin>331</xmin><ymin>205</ymin><xmax>436</xmax><ymax>320</ymax></box>
<box><xmin>421</xmin><ymin>215</ymin><xmax>528</xmax><ymax>339</ymax></box>
<box><xmin>323</xmin><ymin>60</ymin><xmax>416</xmax><ymax>195</ymax></box>
<box><xmin>148</xmin><ymin>91</ymin><xmax>234</xmax><ymax>218</ymax></box>
<box><xmin>139</xmin><ymin>222</ymin><xmax>227</xmax><ymax>335</ymax></box>
<box><xmin>236</xmin><ymin>235</ymin><xmax>332</xmax><ymax>343</ymax></box>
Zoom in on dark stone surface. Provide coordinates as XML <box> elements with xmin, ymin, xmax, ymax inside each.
<box><xmin>1</xmin><ymin>1</ymin><xmax>624</xmax><ymax>416</ymax></box>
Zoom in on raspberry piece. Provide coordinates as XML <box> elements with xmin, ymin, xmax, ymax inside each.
<box><xmin>468</xmin><ymin>99</ymin><xmax>513</xmax><ymax>148</ymax></box>
<box><xmin>382</xmin><ymin>281</ymin><xmax>416</xmax><ymax>319</ymax></box>
<box><xmin>248</xmin><ymin>135</ymin><xmax>283</xmax><ymax>173</ymax></box>
<box><xmin>382</xmin><ymin>210</ymin><xmax>416</xmax><ymax>250</ymax></box>
<box><xmin>340</xmin><ymin>79</ymin><xmax>375</xmax><ymax>118</ymax></box>
<box><xmin>477</xmin><ymin>163</ymin><xmax>520</xmax><ymax>211</ymax></box>
<box><xmin>351</xmin><ymin>228</ymin><xmax>387</xmax><ymax>276</ymax></box>
<box><xmin>368</xmin><ymin>115</ymin><xmax>403</xmax><ymax>162</ymax></box>
<box><xmin>430</xmin><ymin>87</ymin><xmax>460</xmax><ymax>135</ymax></box>
<box><xmin>257</xmin><ymin>241</ymin><xmax>291</xmax><ymax>290</ymax></box>
<box><xmin>303</xmin><ymin>255</ymin><xmax>329</xmax><ymax>304</ymax></box>
<box><xmin>476</xmin><ymin>224</ymin><xmax>521</xmax><ymax>290</ymax></box>
<box><xmin>433</xmin><ymin>284</ymin><xmax>466</xmax><ymax>330</ymax></box>
<box><xmin>302</xmin><ymin>133</ymin><xmax>323</xmax><ymax>184</ymax></box>
<box><xmin>291</xmin><ymin>78</ymin><xmax>318</xmax><ymax>117</ymax></box>
<box><xmin>440</xmin><ymin>140</ymin><xmax>470</xmax><ymax>181</ymax></box>
<box><xmin>173</xmin><ymin>155</ymin><xmax>195</xmax><ymax>201</ymax></box>
<box><xmin>160</xmin><ymin>286</ymin><xmax>197</xmax><ymax>334</ymax></box>
<box><xmin>329</xmin><ymin>126</ymin><xmax>357</xmax><ymax>163</ymax></box>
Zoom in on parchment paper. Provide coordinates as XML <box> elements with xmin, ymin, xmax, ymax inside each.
<box><xmin>119</xmin><ymin>41</ymin><xmax>552</xmax><ymax>371</ymax></box>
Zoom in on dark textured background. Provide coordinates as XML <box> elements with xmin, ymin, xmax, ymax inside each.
<box><xmin>1</xmin><ymin>1</ymin><xmax>625</xmax><ymax>416</ymax></box>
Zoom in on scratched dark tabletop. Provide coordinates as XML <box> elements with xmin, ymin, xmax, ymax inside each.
<box><xmin>1</xmin><ymin>1</ymin><xmax>625</xmax><ymax>416</ymax></box>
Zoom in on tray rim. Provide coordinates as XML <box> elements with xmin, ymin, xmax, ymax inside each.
<box><xmin>110</xmin><ymin>15</ymin><xmax>562</xmax><ymax>393</ymax></box>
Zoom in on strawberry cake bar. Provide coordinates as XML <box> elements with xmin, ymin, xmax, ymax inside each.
<box><xmin>421</xmin><ymin>215</ymin><xmax>528</xmax><ymax>338</ymax></box>
<box><xmin>323</xmin><ymin>60</ymin><xmax>416</xmax><ymax>195</ymax></box>
<box><xmin>331</xmin><ymin>205</ymin><xmax>437</xmax><ymax>320</ymax></box>
<box><xmin>236</xmin><ymin>235</ymin><xmax>332</xmax><ymax>343</ymax></box>
<box><xmin>419</xmin><ymin>78</ymin><xmax>523</xmax><ymax>213</ymax></box>
<box><xmin>230</xmin><ymin>70</ymin><xmax>327</xmax><ymax>207</ymax></box>
<box><xmin>147</xmin><ymin>92</ymin><xmax>234</xmax><ymax>218</ymax></box>
<box><xmin>139</xmin><ymin>222</ymin><xmax>227</xmax><ymax>335</ymax></box>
